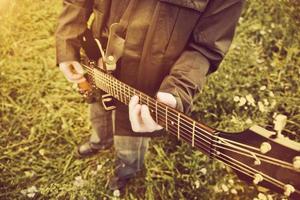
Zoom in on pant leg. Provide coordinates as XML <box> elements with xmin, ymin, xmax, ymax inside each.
<box><xmin>114</xmin><ymin>135</ymin><xmax>150</xmax><ymax>179</ymax></box>
<box><xmin>89</xmin><ymin>100</ymin><xmax>113</xmax><ymax>145</ymax></box>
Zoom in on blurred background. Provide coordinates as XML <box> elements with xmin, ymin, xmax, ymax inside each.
<box><xmin>0</xmin><ymin>0</ymin><xmax>299</xmax><ymax>199</ymax></box>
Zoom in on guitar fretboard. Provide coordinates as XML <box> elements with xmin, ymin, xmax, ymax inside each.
<box><xmin>83</xmin><ymin>64</ymin><xmax>216</xmax><ymax>155</ymax></box>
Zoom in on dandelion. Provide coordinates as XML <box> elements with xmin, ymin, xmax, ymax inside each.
<box><xmin>194</xmin><ymin>180</ymin><xmax>200</xmax><ymax>189</ymax></box>
<box><xmin>245</xmin><ymin>94</ymin><xmax>256</xmax><ymax>107</ymax></box>
<box><xmin>199</xmin><ymin>168</ymin><xmax>207</xmax><ymax>175</ymax></box>
<box><xmin>233</xmin><ymin>96</ymin><xmax>240</xmax><ymax>102</ymax></box>
<box><xmin>238</xmin><ymin>97</ymin><xmax>246</xmax><ymax>106</ymax></box>
<box><xmin>113</xmin><ymin>189</ymin><xmax>120</xmax><ymax>197</ymax></box>
<box><xmin>260</xmin><ymin>86</ymin><xmax>266</xmax><ymax>90</ymax></box>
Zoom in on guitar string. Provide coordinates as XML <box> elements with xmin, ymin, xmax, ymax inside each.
<box><xmin>84</xmin><ymin>66</ymin><xmax>295</xmax><ymax>169</ymax></box>
<box><xmin>85</xmin><ymin>67</ymin><xmax>295</xmax><ymax>169</ymax></box>
<box><xmin>84</xmin><ymin>67</ymin><xmax>296</xmax><ymax>190</ymax></box>
<box><xmin>85</xmin><ymin>67</ymin><xmax>296</xmax><ymax>169</ymax></box>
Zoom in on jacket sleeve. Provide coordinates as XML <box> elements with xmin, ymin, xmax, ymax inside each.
<box><xmin>55</xmin><ymin>0</ymin><xmax>93</xmax><ymax>64</ymax></box>
<box><xmin>159</xmin><ymin>0</ymin><xmax>244</xmax><ymax>114</ymax></box>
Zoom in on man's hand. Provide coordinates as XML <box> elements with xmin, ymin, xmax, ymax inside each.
<box><xmin>59</xmin><ymin>61</ymin><xmax>86</xmax><ymax>83</ymax></box>
<box><xmin>129</xmin><ymin>92</ymin><xmax>177</xmax><ymax>133</ymax></box>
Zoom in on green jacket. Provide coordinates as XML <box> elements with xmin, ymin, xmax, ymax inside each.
<box><xmin>56</xmin><ymin>0</ymin><xmax>244</xmax><ymax>114</ymax></box>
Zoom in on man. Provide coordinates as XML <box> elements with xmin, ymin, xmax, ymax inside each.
<box><xmin>56</xmin><ymin>0</ymin><xmax>244</xmax><ymax>192</ymax></box>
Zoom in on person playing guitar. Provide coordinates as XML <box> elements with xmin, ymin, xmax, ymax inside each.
<box><xmin>56</xmin><ymin>0</ymin><xmax>253</xmax><ymax>195</ymax></box>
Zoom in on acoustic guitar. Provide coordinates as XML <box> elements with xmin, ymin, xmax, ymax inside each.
<box><xmin>76</xmin><ymin>31</ymin><xmax>300</xmax><ymax>199</ymax></box>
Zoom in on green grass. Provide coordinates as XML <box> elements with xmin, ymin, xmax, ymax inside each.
<box><xmin>0</xmin><ymin>0</ymin><xmax>299</xmax><ymax>199</ymax></box>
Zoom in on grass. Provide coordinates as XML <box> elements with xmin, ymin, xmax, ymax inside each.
<box><xmin>0</xmin><ymin>0</ymin><xmax>299</xmax><ymax>199</ymax></box>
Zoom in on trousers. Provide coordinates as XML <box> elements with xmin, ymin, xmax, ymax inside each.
<box><xmin>89</xmin><ymin>100</ymin><xmax>150</xmax><ymax>179</ymax></box>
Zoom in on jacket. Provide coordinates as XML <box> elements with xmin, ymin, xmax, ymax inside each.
<box><xmin>56</xmin><ymin>0</ymin><xmax>244</xmax><ymax>115</ymax></box>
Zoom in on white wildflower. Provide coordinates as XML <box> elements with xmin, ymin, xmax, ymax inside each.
<box><xmin>27</xmin><ymin>186</ymin><xmax>38</xmax><ymax>193</ymax></box>
<box><xmin>269</xmin><ymin>91</ymin><xmax>274</xmax><ymax>97</ymax></box>
<box><xmin>199</xmin><ymin>168</ymin><xmax>207</xmax><ymax>175</ymax></box>
<box><xmin>271</xmin><ymin>23</ymin><xmax>275</xmax><ymax>28</ymax></box>
<box><xmin>113</xmin><ymin>189</ymin><xmax>120</xmax><ymax>197</ymax></box>
<box><xmin>213</xmin><ymin>186</ymin><xmax>221</xmax><ymax>193</ymax></box>
<box><xmin>221</xmin><ymin>184</ymin><xmax>229</xmax><ymax>192</ymax></box>
<box><xmin>260</xmin><ymin>86</ymin><xmax>267</xmax><ymax>90</ymax></box>
<box><xmin>24</xmin><ymin>171</ymin><xmax>35</xmax><ymax>178</ymax></box>
<box><xmin>263</xmin><ymin>99</ymin><xmax>269</xmax><ymax>106</ymax></box>
<box><xmin>27</xmin><ymin>193</ymin><xmax>36</xmax><ymax>198</ymax></box>
<box><xmin>273</xmin><ymin>114</ymin><xmax>287</xmax><ymax>132</ymax></box>
<box><xmin>194</xmin><ymin>180</ymin><xmax>200</xmax><ymax>189</ymax></box>
<box><xmin>260</xmin><ymin>30</ymin><xmax>266</xmax><ymax>35</ymax></box>
<box><xmin>228</xmin><ymin>179</ymin><xmax>234</xmax><ymax>185</ymax></box>
<box><xmin>233</xmin><ymin>96</ymin><xmax>240</xmax><ymax>102</ymax></box>
<box><xmin>21</xmin><ymin>189</ymin><xmax>27</xmax><ymax>195</ymax></box>
<box><xmin>238</xmin><ymin>97</ymin><xmax>247</xmax><ymax>106</ymax></box>
<box><xmin>73</xmin><ymin>176</ymin><xmax>85</xmax><ymax>188</ymax></box>
<box><xmin>90</xmin><ymin>170</ymin><xmax>97</xmax><ymax>176</ymax></box>
<box><xmin>39</xmin><ymin>149</ymin><xmax>45</xmax><ymax>156</ymax></box>
<box><xmin>258</xmin><ymin>192</ymin><xmax>267</xmax><ymax>200</ymax></box>
<box><xmin>270</xmin><ymin>100</ymin><xmax>276</xmax><ymax>108</ymax></box>
<box><xmin>245</xmin><ymin>94</ymin><xmax>256</xmax><ymax>107</ymax></box>
<box><xmin>245</xmin><ymin>118</ymin><xmax>253</xmax><ymax>124</ymax></box>
<box><xmin>258</xmin><ymin>101</ymin><xmax>266</xmax><ymax>112</ymax></box>
<box><xmin>267</xmin><ymin>195</ymin><xmax>273</xmax><ymax>200</ymax></box>
<box><xmin>96</xmin><ymin>164</ymin><xmax>103</xmax><ymax>171</ymax></box>
<box><xmin>230</xmin><ymin>188</ymin><xmax>238</xmax><ymax>194</ymax></box>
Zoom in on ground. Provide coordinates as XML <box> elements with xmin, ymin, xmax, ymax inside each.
<box><xmin>0</xmin><ymin>0</ymin><xmax>299</xmax><ymax>199</ymax></box>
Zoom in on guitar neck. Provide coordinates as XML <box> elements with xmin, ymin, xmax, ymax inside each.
<box><xmin>83</xmin><ymin>64</ymin><xmax>217</xmax><ymax>155</ymax></box>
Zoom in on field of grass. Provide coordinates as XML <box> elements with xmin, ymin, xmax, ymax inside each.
<box><xmin>0</xmin><ymin>0</ymin><xmax>299</xmax><ymax>199</ymax></box>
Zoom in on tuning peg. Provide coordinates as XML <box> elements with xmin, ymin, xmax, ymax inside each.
<box><xmin>284</xmin><ymin>184</ymin><xmax>295</xmax><ymax>197</ymax></box>
<box><xmin>293</xmin><ymin>156</ymin><xmax>300</xmax><ymax>170</ymax></box>
<box><xmin>273</xmin><ymin>114</ymin><xmax>287</xmax><ymax>138</ymax></box>
<box><xmin>253</xmin><ymin>173</ymin><xmax>263</xmax><ymax>184</ymax></box>
<box><xmin>260</xmin><ymin>142</ymin><xmax>272</xmax><ymax>154</ymax></box>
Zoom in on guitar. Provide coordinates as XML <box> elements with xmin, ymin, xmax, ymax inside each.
<box><xmin>77</xmin><ymin>30</ymin><xmax>300</xmax><ymax>199</ymax></box>
<box><xmin>78</xmin><ymin>60</ymin><xmax>300</xmax><ymax>199</ymax></box>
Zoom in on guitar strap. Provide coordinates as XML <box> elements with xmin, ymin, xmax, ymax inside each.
<box><xmin>104</xmin><ymin>0</ymin><xmax>137</xmax><ymax>65</ymax></box>
<box><xmin>100</xmin><ymin>0</ymin><xmax>138</xmax><ymax>110</ymax></box>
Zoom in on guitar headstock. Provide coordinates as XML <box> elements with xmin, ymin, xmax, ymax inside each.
<box><xmin>216</xmin><ymin>125</ymin><xmax>300</xmax><ymax>199</ymax></box>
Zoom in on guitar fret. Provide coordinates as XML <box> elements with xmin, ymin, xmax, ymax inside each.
<box><xmin>192</xmin><ymin>121</ymin><xmax>196</xmax><ymax>147</ymax></box>
<box><xmin>165</xmin><ymin>107</ymin><xmax>168</xmax><ymax>131</ymax></box>
<box><xmin>155</xmin><ymin>101</ymin><xmax>158</xmax><ymax>123</ymax></box>
<box><xmin>177</xmin><ymin>113</ymin><xmax>180</xmax><ymax>139</ymax></box>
